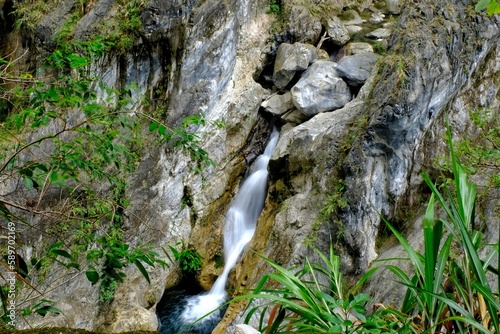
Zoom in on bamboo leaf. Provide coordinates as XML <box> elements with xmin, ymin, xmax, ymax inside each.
<box><xmin>383</xmin><ymin>219</ymin><xmax>425</xmax><ymax>282</ymax></box>
<box><xmin>133</xmin><ymin>260</ymin><xmax>150</xmax><ymax>284</ymax></box>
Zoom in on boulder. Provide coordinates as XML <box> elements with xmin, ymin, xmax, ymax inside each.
<box><xmin>261</xmin><ymin>92</ymin><xmax>295</xmax><ymax>116</ymax></box>
<box><xmin>346</xmin><ymin>25</ymin><xmax>363</xmax><ymax>35</ymax></box>
<box><xmin>326</xmin><ymin>16</ymin><xmax>350</xmax><ymax>45</ymax></box>
<box><xmin>344</xmin><ymin>42</ymin><xmax>374</xmax><ymax>55</ymax></box>
<box><xmin>369</xmin><ymin>12</ymin><xmax>385</xmax><ymax>24</ymax></box>
<box><xmin>273</xmin><ymin>42</ymin><xmax>317</xmax><ymax>90</ymax></box>
<box><xmin>340</xmin><ymin>9</ymin><xmax>366</xmax><ymax>26</ymax></box>
<box><xmin>282</xmin><ymin>109</ymin><xmax>309</xmax><ymax>124</ymax></box>
<box><xmin>285</xmin><ymin>5</ymin><xmax>322</xmax><ymax>44</ymax></box>
<box><xmin>290</xmin><ymin>61</ymin><xmax>352</xmax><ymax>117</ymax></box>
<box><xmin>335</xmin><ymin>52</ymin><xmax>380</xmax><ymax>87</ymax></box>
<box><xmin>366</xmin><ymin>28</ymin><xmax>392</xmax><ymax>39</ymax></box>
<box><xmin>386</xmin><ymin>0</ymin><xmax>401</xmax><ymax>14</ymax></box>
<box><xmin>317</xmin><ymin>49</ymin><xmax>331</xmax><ymax>60</ymax></box>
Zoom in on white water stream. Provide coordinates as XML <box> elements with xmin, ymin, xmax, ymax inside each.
<box><xmin>181</xmin><ymin>127</ymin><xmax>280</xmax><ymax>324</ymax></box>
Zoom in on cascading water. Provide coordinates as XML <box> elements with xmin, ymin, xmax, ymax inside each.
<box><xmin>157</xmin><ymin>127</ymin><xmax>280</xmax><ymax>334</ymax></box>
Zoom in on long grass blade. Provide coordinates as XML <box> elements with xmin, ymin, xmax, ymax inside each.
<box><xmin>383</xmin><ymin>219</ymin><xmax>425</xmax><ymax>285</ymax></box>
<box><xmin>423</xmin><ymin>194</ymin><xmax>438</xmax><ymax>320</ymax></box>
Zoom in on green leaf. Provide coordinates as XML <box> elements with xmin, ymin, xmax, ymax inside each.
<box><xmin>50</xmin><ymin>171</ymin><xmax>59</xmax><ymax>183</ymax></box>
<box><xmin>158</xmin><ymin>125</ymin><xmax>167</xmax><ymax>136</ymax></box>
<box><xmin>134</xmin><ymin>260</ymin><xmax>151</xmax><ymax>284</ymax></box>
<box><xmin>85</xmin><ymin>270</ymin><xmax>100</xmax><ymax>284</ymax></box>
<box><xmin>149</xmin><ymin>122</ymin><xmax>158</xmax><ymax>132</ymax></box>
<box><xmin>23</xmin><ymin>177</ymin><xmax>34</xmax><ymax>189</ymax></box>
<box><xmin>35</xmin><ymin>305</ymin><xmax>61</xmax><ymax>317</ymax></box>
<box><xmin>487</xmin><ymin>0</ymin><xmax>500</xmax><ymax>14</ymax></box>
<box><xmin>476</xmin><ymin>0</ymin><xmax>491</xmax><ymax>11</ymax></box>
<box><xmin>50</xmin><ymin>249</ymin><xmax>73</xmax><ymax>259</ymax></box>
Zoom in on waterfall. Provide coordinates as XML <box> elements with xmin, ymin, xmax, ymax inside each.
<box><xmin>178</xmin><ymin>126</ymin><xmax>280</xmax><ymax>330</ymax></box>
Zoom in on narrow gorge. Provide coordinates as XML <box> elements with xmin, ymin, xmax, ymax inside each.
<box><xmin>0</xmin><ymin>0</ymin><xmax>499</xmax><ymax>333</ymax></box>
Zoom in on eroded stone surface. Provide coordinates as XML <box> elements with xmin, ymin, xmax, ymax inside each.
<box><xmin>273</xmin><ymin>42</ymin><xmax>317</xmax><ymax>90</ymax></box>
<box><xmin>261</xmin><ymin>92</ymin><xmax>295</xmax><ymax>116</ymax></box>
<box><xmin>326</xmin><ymin>16</ymin><xmax>350</xmax><ymax>45</ymax></box>
<box><xmin>291</xmin><ymin>61</ymin><xmax>352</xmax><ymax>116</ymax></box>
<box><xmin>336</xmin><ymin>52</ymin><xmax>380</xmax><ymax>87</ymax></box>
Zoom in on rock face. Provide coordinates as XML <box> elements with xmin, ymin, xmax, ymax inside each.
<box><xmin>290</xmin><ymin>61</ymin><xmax>352</xmax><ymax>116</ymax></box>
<box><xmin>340</xmin><ymin>1</ymin><xmax>500</xmax><ymax>270</ymax></box>
<box><xmin>2</xmin><ymin>0</ymin><xmax>500</xmax><ymax>333</ymax></box>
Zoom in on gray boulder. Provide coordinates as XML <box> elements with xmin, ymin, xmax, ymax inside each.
<box><xmin>346</xmin><ymin>25</ymin><xmax>363</xmax><ymax>35</ymax></box>
<box><xmin>285</xmin><ymin>5</ymin><xmax>322</xmax><ymax>44</ymax></box>
<box><xmin>366</xmin><ymin>28</ymin><xmax>392</xmax><ymax>39</ymax></box>
<box><xmin>291</xmin><ymin>61</ymin><xmax>352</xmax><ymax>117</ymax></box>
<box><xmin>345</xmin><ymin>42</ymin><xmax>374</xmax><ymax>55</ymax></box>
<box><xmin>386</xmin><ymin>0</ymin><xmax>401</xmax><ymax>14</ymax></box>
<box><xmin>273</xmin><ymin>43</ymin><xmax>317</xmax><ymax>90</ymax></box>
<box><xmin>336</xmin><ymin>52</ymin><xmax>380</xmax><ymax>87</ymax></box>
<box><xmin>326</xmin><ymin>16</ymin><xmax>350</xmax><ymax>45</ymax></box>
<box><xmin>340</xmin><ymin>9</ymin><xmax>366</xmax><ymax>26</ymax></box>
<box><xmin>261</xmin><ymin>92</ymin><xmax>295</xmax><ymax>116</ymax></box>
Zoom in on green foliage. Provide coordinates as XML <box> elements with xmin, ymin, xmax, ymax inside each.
<box><xmin>83</xmin><ymin>237</ymin><xmax>166</xmax><ymax>303</ymax></box>
<box><xmin>475</xmin><ymin>0</ymin><xmax>500</xmax><ymax>15</ymax></box>
<box><xmin>93</xmin><ymin>0</ymin><xmax>145</xmax><ymax>52</ymax></box>
<box><xmin>379</xmin><ymin>124</ymin><xmax>500</xmax><ymax>333</ymax></box>
<box><xmin>267</xmin><ymin>0</ymin><xmax>281</xmax><ymax>14</ymax></box>
<box><xmin>454</xmin><ymin>108</ymin><xmax>500</xmax><ymax>188</ymax></box>
<box><xmin>21</xmin><ymin>299</ymin><xmax>61</xmax><ymax>318</ymax></box>
<box><xmin>315</xmin><ymin>180</ymin><xmax>348</xmax><ymax>244</ymax></box>
<box><xmin>12</xmin><ymin>0</ymin><xmax>57</xmax><ymax>31</ymax></box>
<box><xmin>169</xmin><ymin>243</ymin><xmax>203</xmax><ymax>274</ymax></box>
<box><xmin>234</xmin><ymin>245</ymin><xmax>406</xmax><ymax>333</ymax></box>
<box><xmin>148</xmin><ymin>113</ymin><xmax>224</xmax><ymax>173</ymax></box>
<box><xmin>435</xmin><ymin>108</ymin><xmax>500</xmax><ymax>193</ymax></box>
<box><xmin>1</xmin><ymin>36</ymin><xmax>217</xmax><ymax>322</ymax></box>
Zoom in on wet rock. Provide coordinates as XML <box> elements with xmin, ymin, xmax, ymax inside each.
<box><xmin>273</xmin><ymin>42</ymin><xmax>317</xmax><ymax>90</ymax></box>
<box><xmin>290</xmin><ymin>61</ymin><xmax>352</xmax><ymax>116</ymax></box>
<box><xmin>366</xmin><ymin>28</ymin><xmax>392</xmax><ymax>39</ymax></box>
<box><xmin>336</xmin><ymin>52</ymin><xmax>380</xmax><ymax>87</ymax></box>
<box><xmin>261</xmin><ymin>92</ymin><xmax>295</xmax><ymax>116</ymax></box>
<box><xmin>326</xmin><ymin>16</ymin><xmax>350</xmax><ymax>45</ymax></box>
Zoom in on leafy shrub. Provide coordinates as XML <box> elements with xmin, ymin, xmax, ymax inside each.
<box><xmin>0</xmin><ymin>36</ymin><xmax>218</xmax><ymax>322</ymax></box>
<box><xmin>169</xmin><ymin>244</ymin><xmax>203</xmax><ymax>274</ymax></box>
<box><xmin>234</xmin><ymin>245</ymin><xmax>409</xmax><ymax>333</ymax></box>
<box><xmin>379</xmin><ymin>124</ymin><xmax>500</xmax><ymax>333</ymax></box>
